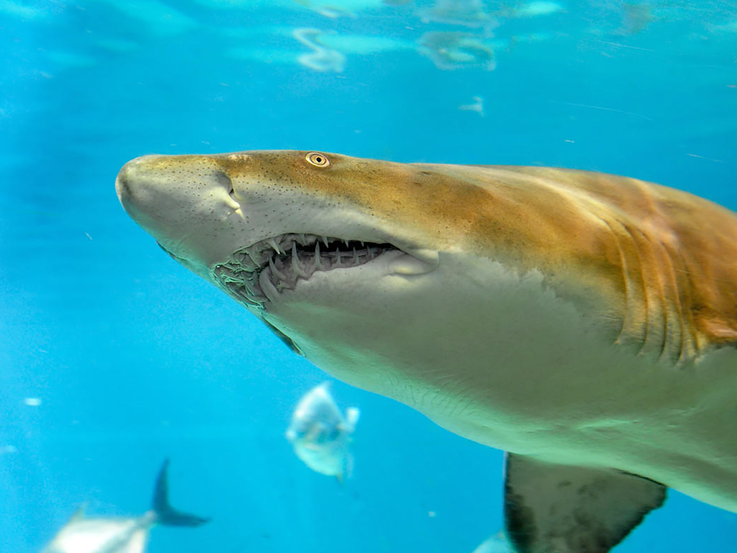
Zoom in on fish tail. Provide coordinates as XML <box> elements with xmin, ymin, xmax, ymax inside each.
<box><xmin>151</xmin><ymin>459</ymin><xmax>210</xmax><ymax>527</ymax></box>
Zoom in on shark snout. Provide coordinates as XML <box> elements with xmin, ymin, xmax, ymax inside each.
<box><xmin>115</xmin><ymin>154</ymin><xmax>237</xmax><ymax>225</ymax></box>
<box><xmin>115</xmin><ymin>155</ymin><xmax>159</xmax><ymax>211</ymax></box>
<box><xmin>115</xmin><ymin>154</ymin><xmax>250</xmax><ymax>272</ymax></box>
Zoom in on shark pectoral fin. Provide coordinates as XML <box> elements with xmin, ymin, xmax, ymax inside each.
<box><xmin>504</xmin><ymin>454</ymin><xmax>666</xmax><ymax>553</ymax></box>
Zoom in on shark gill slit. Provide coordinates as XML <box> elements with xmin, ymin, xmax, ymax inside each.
<box><xmin>599</xmin><ymin>213</ymin><xmax>653</xmax><ymax>351</ymax></box>
<box><xmin>656</xmin><ymin>239</ymin><xmax>689</xmax><ymax>364</ymax></box>
<box><xmin>596</xmin><ymin>215</ymin><xmax>632</xmax><ymax>345</ymax></box>
<box><xmin>671</xmin><ymin>247</ymin><xmax>702</xmax><ymax>361</ymax></box>
<box><xmin>620</xmin><ymin>220</ymin><xmax>663</xmax><ymax>358</ymax></box>
<box><xmin>631</xmin><ymin>223</ymin><xmax>672</xmax><ymax>362</ymax></box>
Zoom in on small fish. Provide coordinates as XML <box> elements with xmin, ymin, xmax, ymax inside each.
<box><xmin>41</xmin><ymin>459</ymin><xmax>209</xmax><ymax>553</ymax></box>
<box><xmin>286</xmin><ymin>382</ymin><xmax>359</xmax><ymax>482</ymax></box>
<box><xmin>471</xmin><ymin>532</ymin><xmax>511</xmax><ymax>553</ymax></box>
<box><xmin>459</xmin><ymin>96</ymin><xmax>485</xmax><ymax>117</ymax></box>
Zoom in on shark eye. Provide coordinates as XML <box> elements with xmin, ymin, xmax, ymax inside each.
<box><xmin>306</xmin><ymin>152</ymin><xmax>330</xmax><ymax>167</ymax></box>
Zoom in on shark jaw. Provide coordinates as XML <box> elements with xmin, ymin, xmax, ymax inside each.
<box><xmin>211</xmin><ymin>233</ymin><xmax>429</xmax><ymax>310</ymax></box>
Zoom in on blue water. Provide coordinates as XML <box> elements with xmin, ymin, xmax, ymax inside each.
<box><xmin>1</xmin><ymin>0</ymin><xmax>736</xmax><ymax>551</ymax></box>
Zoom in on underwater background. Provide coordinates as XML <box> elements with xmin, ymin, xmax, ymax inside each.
<box><xmin>1</xmin><ymin>0</ymin><xmax>736</xmax><ymax>551</ymax></box>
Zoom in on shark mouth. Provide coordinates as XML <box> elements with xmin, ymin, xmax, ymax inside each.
<box><xmin>212</xmin><ymin>233</ymin><xmax>398</xmax><ymax>309</ymax></box>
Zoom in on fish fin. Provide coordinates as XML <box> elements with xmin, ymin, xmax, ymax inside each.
<box><xmin>343</xmin><ymin>407</ymin><xmax>360</xmax><ymax>432</ymax></box>
<box><xmin>70</xmin><ymin>502</ymin><xmax>88</xmax><ymax>522</ymax></box>
<box><xmin>504</xmin><ymin>454</ymin><xmax>666</xmax><ymax>553</ymax></box>
<box><xmin>152</xmin><ymin>459</ymin><xmax>211</xmax><ymax>527</ymax></box>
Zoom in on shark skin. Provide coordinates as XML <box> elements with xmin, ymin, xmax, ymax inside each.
<box><xmin>116</xmin><ymin>151</ymin><xmax>737</xmax><ymax>552</ymax></box>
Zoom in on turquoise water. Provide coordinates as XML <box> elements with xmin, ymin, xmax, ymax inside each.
<box><xmin>1</xmin><ymin>0</ymin><xmax>737</xmax><ymax>551</ymax></box>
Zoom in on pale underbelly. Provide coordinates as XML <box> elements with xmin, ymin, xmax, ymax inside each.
<box><xmin>393</xmin><ymin>345</ymin><xmax>737</xmax><ymax>513</ymax></box>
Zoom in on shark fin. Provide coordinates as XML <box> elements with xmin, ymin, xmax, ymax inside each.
<box><xmin>152</xmin><ymin>459</ymin><xmax>211</xmax><ymax>527</ymax></box>
<box><xmin>504</xmin><ymin>453</ymin><xmax>666</xmax><ymax>553</ymax></box>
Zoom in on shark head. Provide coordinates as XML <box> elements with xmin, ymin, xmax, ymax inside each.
<box><xmin>115</xmin><ymin>150</ymin><xmax>445</xmax><ymax>292</ymax></box>
<box><xmin>119</xmin><ymin>150</ymin><xmax>567</xmax><ymax>396</ymax></box>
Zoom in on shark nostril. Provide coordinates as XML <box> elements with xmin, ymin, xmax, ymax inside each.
<box><xmin>216</xmin><ymin>171</ymin><xmax>236</xmax><ymax>202</ymax></box>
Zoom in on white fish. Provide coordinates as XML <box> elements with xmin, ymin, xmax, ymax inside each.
<box><xmin>41</xmin><ymin>460</ymin><xmax>209</xmax><ymax>553</ymax></box>
<box><xmin>459</xmin><ymin>96</ymin><xmax>484</xmax><ymax>116</ymax></box>
<box><xmin>286</xmin><ymin>382</ymin><xmax>359</xmax><ymax>482</ymax></box>
<box><xmin>471</xmin><ymin>532</ymin><xmax>511</xmax><ymax>553</ymax></box>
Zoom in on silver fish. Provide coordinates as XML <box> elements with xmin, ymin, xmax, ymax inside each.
<box><xmin>471</xmin><ymin>532</ymin><xmax>511</xmax><ymax>553</ymax></box>
<box><xmin>42</xmin><ymin>459</ymin><xmax>209</xmax><ymax>553</ymax></box>
<box><xmin>286</xmin><ymin>382</ymin><xmax>359</xmax><ymax>482</ymax></box>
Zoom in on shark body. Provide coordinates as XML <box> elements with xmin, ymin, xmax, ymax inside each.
<box><xmin>116</xmin><ymin>151</ymin><xmax>737</xmax><ymax>552</ymax></box>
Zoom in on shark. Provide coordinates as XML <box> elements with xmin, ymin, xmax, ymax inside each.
<box><xmin>116</xmin><ymin>150</ymin><xmax>737</xmax><ymax>553</ymax></box>
<box><xmin>42</xmin><ymin>459</ymin><xmax>209</xmax><ymax>553</ymax></box>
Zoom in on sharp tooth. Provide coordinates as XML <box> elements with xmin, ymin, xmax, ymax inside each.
<box><xmin>315</xmin><ymin>241</ymin><xmax>323</xmax><ymax>269</ymax></box>
<box><xmin>292</xmin><ymin>242</ymin><xmax>306</xmax><ymax>277</ymax></box>
<box><xmin>322</xmin><ymin>236</ymin><xmax>330</xmax><ymax>247</ymax></box>
<box><xmin>360</xmin><ymin>241</ymin><xmax>365</xmax><ymax>247</ymax></box>
<box><xmin>298</xmin><ymin>233</ymin><xmax>306</xmax><ymax>244</ymax></box>
<box><xmin>343</xmin><ymin>239</ymin><xmax>350</xmax><ymax>248</ymax></box>
<box><xmin>269</xmin><ymin>256</ymin><xmax>286</xmax><ymax>281</ymax></box>
<box><xmin>268</xmin><ymin>238</ymin><xmax>282</xmax><ymax>255</ymax></box>
<box><xmin>246</xmin><ymin>248</ymin><xmax>261</xmax><ymax>266</ymax></box>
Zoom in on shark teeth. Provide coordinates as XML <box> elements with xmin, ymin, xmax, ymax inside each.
<box><xmin>212</xmin><ymin>233</ymin><xmax>397</xmax><ymax>309</ymax></box>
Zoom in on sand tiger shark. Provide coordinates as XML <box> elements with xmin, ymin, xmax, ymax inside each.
<box><xmin>116</xmin><ymin>150</ymin><xmax>737</xmax><ymax>553</ymax></box>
